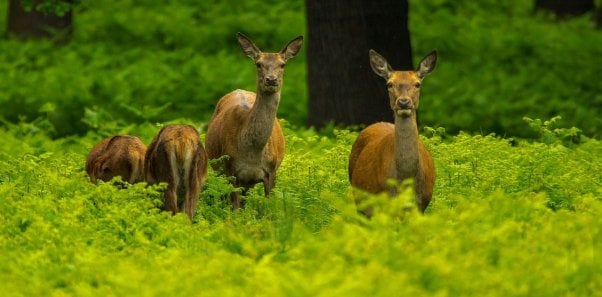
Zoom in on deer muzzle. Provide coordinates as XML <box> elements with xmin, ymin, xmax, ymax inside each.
<box><xmin>395</xmin><ymin>99</ymin><xmax>413</xmax><ymax>117</ymax></box>
<box><xmin>265</xmin><ymin>76</ymin><xmax>278</xmax><ymax>86</ymax></box>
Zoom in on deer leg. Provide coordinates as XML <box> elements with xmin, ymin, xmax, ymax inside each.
<box><xmin>164</xmin><ymin>183</ymin><xmax>178</xmax><ymax>215</ymax></box>
<box><xmin>263</xmin><ymin>172</ymin><xmax>275</xmax><ymax>197</ymax></box>
<box><xmin>414</xmin><ymin>186</ymin><xmax>427</xmax><ymax>213</ymax></box>
<box><xmin>230</xmin><ymin>191</ymin><xmax>242</xmax><ymax>210</ymax></box>
<box><xmin>185</xmin><ymin>181</ymin><xmax>200</xmax><ymax>222</ymax></box>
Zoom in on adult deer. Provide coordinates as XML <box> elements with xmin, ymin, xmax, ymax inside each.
<box><xmin>205</xmin><ymin>32</ymin><xmax>303</xmax><ymax>209</ymax></box>
<box><xmin>348</xmin><ymin>49</ymin><xmax>437</xmax><ymax>216</ymax></box>
<box><xmin>86</xmin><ymin>135</ymin><xmax>146</xmax><ymax>185</ymax></box>
<box><xmin>145</xmin><ymin>125</ymin><xmax>208</xmax><ymax>221</ymax></box>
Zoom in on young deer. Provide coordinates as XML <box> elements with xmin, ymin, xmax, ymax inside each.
<box><xmin>145</xmin><ymin>125</ymin><xmax>208</xmax><ymax>221</ymax></box>
<box><xmin>205</xmin><ymin>33</ymin><xmax>303</xmax><ymax>209</ymax></box>
<box><xmin>86</xmin><ymin>135</ymin><xmax>146</xmax><ymax>185</ymax></box>
<box><xmin>348</xmin><ymin>49</ymin><xmax>437</xmax><ymax>215</ymax></box>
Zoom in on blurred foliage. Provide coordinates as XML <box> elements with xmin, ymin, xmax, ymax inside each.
<box><xmin>17</xmin><ymin>0</ymin><xmax>78</xmax><ymax>16</ymax></box>
<box><xmin>0</xmin><ymin>120</ymin><xmax>600</xmax><ymax>295</ymax></box>
<box><xmin>410</xmin><ymin>0</ymin><xmax>602</xmax><ymax>138</ymax></box>
<box><xmin>0</xmin><ymin>0</ymin><xmax>306</xmax><ymax>137</ymax></box>
<box><xmin>0</xmin><ymin>0</ymin><xmax>600</xmax><ymax>138</ymax></box>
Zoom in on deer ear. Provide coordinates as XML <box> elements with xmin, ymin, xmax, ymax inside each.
<box><xmin>237</xmin><ymin>32</ymin><xmax>261</xmax><ymax>60</ymax></box>
<box><xmin>280</xmin><ymin>36</ymin><xmax>303</xmax><ymax>61</ymax></box>
<box><xmin>416</xmin><ymin>50</ymin><xmax>437</xmax><ymax>78</ymax></box>
<box><xmin>369</xmin><ymin>49</ymin><xmax>393</xmax><ymax>79</ymax></box>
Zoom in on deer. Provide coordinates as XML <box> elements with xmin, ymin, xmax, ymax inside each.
<box><xmin>86</xmin><ymin>135</ymin><xmax>147</xmax><ymax>185</ymax></box>
<box><xmin>348</xmin><ymin>49</ymin><xmax>437</xmax><ymax>216</ymax></box>
<box><xmin>145</xmin><ymin>124</ymin><xmax>208</xmax><ymax>221</ymax></box>
<box><xmin>205</xmin><ymin>32</ymin><xmax>303</xmax><ymax>209</ymax></box>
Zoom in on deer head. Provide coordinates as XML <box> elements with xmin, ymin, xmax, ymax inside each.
<box><xmin>369</xmin><ymin>49</ymin><xmax>437</xmax><ymax>118</ymax></box>
<box><xmin>237</xmin><ymin>32</ymin><xmax>303</xmax><ymax>94</ymax></box>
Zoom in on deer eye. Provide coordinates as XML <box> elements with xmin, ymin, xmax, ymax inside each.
<box><xmin>255</xmin><ymin>63</ymin><xmax>261</xmax><ymax>68</ymax></box>
<box><xmin>279</xmin><ymin>63</ymin><xmax>285</xmax><ymax>69</ymax></box>
<box><xmin>386</xmin><ymin>82</ymin><xmax>393</xmax><ymax>89</ymax></box>
<box><xmin>414</xmin><ymin>83</ymin><xmax>421</xmax><ymax>88</ymax></box>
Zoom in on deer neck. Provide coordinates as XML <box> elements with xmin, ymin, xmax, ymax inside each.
<box><xmin>239</xmin><ymin>90</ymin><xmax>280</xmax><ymax>154</ymax></box>
<box><xmin>393</xmin><ymin>113</ymin><xmax>420</xmax><ymax>181</ymax></box>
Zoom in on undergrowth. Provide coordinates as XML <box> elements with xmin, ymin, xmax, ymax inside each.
<box><xmin>0</xmin><ymin>118</ymin><xmax>600</xmax><ymax>296</ymax></box>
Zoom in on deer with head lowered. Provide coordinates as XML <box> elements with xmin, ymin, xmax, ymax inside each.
<box><xmin>205</xmin><ymin>32</ymin><xmax>303</xmax><ymax>209</ymax></box>
<box><xmin>86</xmin><ymin>135</ymin><xmax>147</xmax><ymax>185</ymax></box>
<box><xmin>348</xmin><ymin>49</ymin><xmax>437</xmax><ymax>216</ymax></box>
<box><xmin>145</xmin><ymin>124</ymin><xmax>208</xmax><ymax>221</ymax></box>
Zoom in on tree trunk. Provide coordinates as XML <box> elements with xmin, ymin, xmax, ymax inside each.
<box><xmin>534</xmin><ymin>0</ymin><xmax>594</xmax><ymax>19</ymax></box>
<box><xmin>7</xmin><ymin>0</ymin><xmax>72</xmax><ymax>41</ymax></box>
<box><xmin>306</xmin><ymin>0</ymin><xmax>412</xmax><ymax>129</ymax></box>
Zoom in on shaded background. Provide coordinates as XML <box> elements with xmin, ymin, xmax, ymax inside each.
<box><xmin>0</xmin><ymin>0</ymin><xmax>601</xmax><ymax>139</ymax></box>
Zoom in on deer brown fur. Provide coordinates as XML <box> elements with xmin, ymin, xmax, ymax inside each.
<box><xmin>349</xmin><ymin>49</ymin><xmax>437</xmax><ymax>215</ymax></box>
<box><xmin>205</xmin><ymin>33</ymin><xmax>303</xmax><ymax>209</ymax></box>
<box><xmin>86</xmin><ymin>135</ymin><xmax>146</xmax><ymax>184</ymax></box>
<box><xmin>145</xmin><ymin>125</ymin><xmax>208</xmax><ymax>221</ymax></box>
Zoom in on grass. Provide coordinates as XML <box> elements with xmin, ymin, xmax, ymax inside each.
<box><xmin>0</xmin><ymin>119</ymin><xmax>600</xmax><ymax>296</ymax></box>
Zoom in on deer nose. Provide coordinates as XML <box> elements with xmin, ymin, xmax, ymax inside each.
<box><xmin>265</xmin><ymin>76</ymin><xmax>278</xmax><ymax>86</ymax></box>
<box><xmin>397</xmin><ymin>99</ymin><xmax>412</xmax><ymax>109</ymax></box>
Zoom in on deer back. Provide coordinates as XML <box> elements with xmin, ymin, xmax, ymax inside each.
<box><xmin>145</xmin><ymin>125</ymin><xmax>207</xmax><ymax>186</ymax></box>
<box><xmin>145</xmin><ymin>124</ymin><xmax>208</xmax><ymax>220</ymax></box>
<box><xmin>348</xmin><ymin>122</ymin><xmax>396</xmax><ymax>193</ymax></box>
<box><xmin>86</xmin><ymin>135</ymin><xmax>146</xmax><ymax>184</ymax></box>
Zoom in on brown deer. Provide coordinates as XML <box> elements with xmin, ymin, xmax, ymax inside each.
<box><xmin>205</xmin><ymin>32</ymin><xmax>303</xmax><ymax>209</ymax></box>
<box><xmin>86</xmin><ymin>135</ymin><xmax>146</xmax><ymax>185</ymax></box>
<box><xmin>348</xmin><ymin>49</ymin><xmax>437</xmax><ymax>216</ymax></box>
<box><xmin>145</xmin><ymin>125</ymin><xmax>208</xmax><ymax>221</ymax></box>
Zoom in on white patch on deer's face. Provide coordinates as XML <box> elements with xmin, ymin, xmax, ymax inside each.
<box><xmin>397</xmin><ymin>109</ymin><xmax>412</xmax><ymax>117</ymax></box>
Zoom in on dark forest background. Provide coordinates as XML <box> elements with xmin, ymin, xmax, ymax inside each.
<box><xmin>1</xmin><ymin>0</ymin><xmax>601</xmax><ymax>139</ymax></box>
